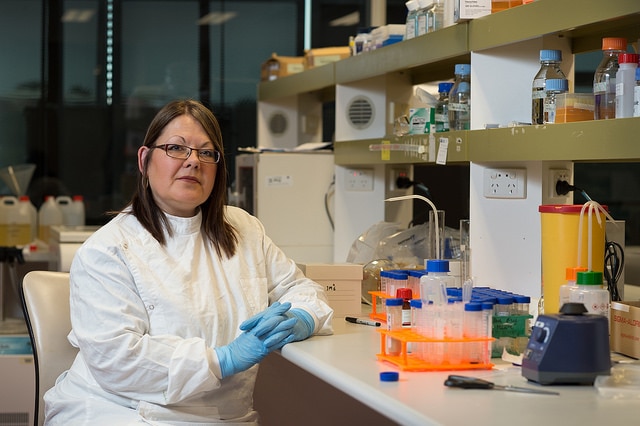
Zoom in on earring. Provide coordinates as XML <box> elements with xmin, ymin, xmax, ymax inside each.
<box><xmin>142</xmin><ymin>175</ymin><xmax>149</xmax><ymax>189</ymax></box>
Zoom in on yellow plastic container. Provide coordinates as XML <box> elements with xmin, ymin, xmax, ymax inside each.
<box><xmin>539</xmin><ymin>205</ymin><xmax>607</xmax><ymax>314</ymax></box>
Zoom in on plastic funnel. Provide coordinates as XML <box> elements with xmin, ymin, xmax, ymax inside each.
<box><xmin>0</xmin><ymin>163</ymin><xmax>35</xmax><ymax>196</ymax></box>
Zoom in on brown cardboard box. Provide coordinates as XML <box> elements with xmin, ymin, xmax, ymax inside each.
<box><xmin>297</xmin><ymin>263</ymin><xmax>363</xmax><ymax>318</ymax></box>
<box><xmin>260</xmin><ymin>53</ymin><xmax>305</xmax><ymax>81</ymax></box>
<box><xmin>304</xmin><ymin>46</ymin><xmax>351</xmax><ymax>69</ymax></box>
<box><xmin>610</xmin><ymin>301</ymin><xmax>640</xmax><ymax>358</ymax></box>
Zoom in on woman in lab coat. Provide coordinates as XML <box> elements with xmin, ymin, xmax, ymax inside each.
<box><xmin>44</xmin><ymin>99</ymin><xmax>334</xmax><ymax>425</ymax></box>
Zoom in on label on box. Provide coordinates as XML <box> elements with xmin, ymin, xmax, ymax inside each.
<box><xmin>408</xmin><ymin>107</ymin><xmax>434</xmax><ymax>135</ymax></box>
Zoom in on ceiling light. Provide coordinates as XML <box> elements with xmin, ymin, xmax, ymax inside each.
<box><xmin>62</xmin><ymin>9</ymin><xmax>95</xmax><ymax>23</ymax></box>
<box><xmin>197</xmin><ymin>11</ymin><xmax>237</xmax><ymax>26</ymax></box>
<box><xmin>329</xmin><ymin>11</ymin><xmax>359</xmax><ymax>27</ymax></box>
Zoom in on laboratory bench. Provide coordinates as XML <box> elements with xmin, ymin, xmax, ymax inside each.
<box><xmin>254</xmin><ymin>290</ymin><xmax>640</xmax><ymax>426</ymax></box>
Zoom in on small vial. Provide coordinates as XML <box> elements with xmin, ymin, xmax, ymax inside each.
<box><xmin>385</xmin><ymin>298</ymin><xmax>404</xmax><ymax>356</ymax></box>
<box><xmin>463</xmin><ymin>302</ymin><xmax>484</xmax><ymax>364</ymax></box>
<box><xmin>396</xmin><ymin>287</ymin><xmax>413</xmax><ymax>327</ymax></box>
<box><xmin>494</xmin><ymin>296</ymin><xmax>514</xmax><ymax>316</ymax></box>
<box><xmin>481</xmin><ymin>302</ymin><xmax>494</xmax><ymax>363</ymax></box>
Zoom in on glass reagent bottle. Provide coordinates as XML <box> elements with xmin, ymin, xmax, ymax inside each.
<box><xmin>532</xmin><ymin>49</ymin><xmax>565</xmax><ymax>125</ymax></box>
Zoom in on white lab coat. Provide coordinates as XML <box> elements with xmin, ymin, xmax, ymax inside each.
<box><xmin>44</xmin><ymin>206</ymin><xmax>334</xmax><ymax>425</ymax></box>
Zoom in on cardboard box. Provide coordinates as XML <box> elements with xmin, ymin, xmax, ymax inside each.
<box><xmin>610</xmin><ymin>301</ymin><xmax>640</xmax><ymax>359</ymax></box>
<box><xmin>454</xmin><ymin>0</ymin><xmax>491</xmax><ymax>22</ymax></box>
<box><xmin>304</xmin><ymin>46</ymin><xmax>351</xmax><ymax>69</ymax></box>
<box><xmin>298</xmin><ymin>263</ymin><xmax>363</xmax><ymax>317</ymax></box>
<box><xmin>261</xmin><ymin>53</ymin><xmax>305</xmax><ymax>81</ymax></box>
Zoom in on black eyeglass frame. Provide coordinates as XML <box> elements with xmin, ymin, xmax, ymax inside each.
<box><xmin>151</xmin><ymin>143</ymin><xmax>221</xmax><ymax>164</ymax></box>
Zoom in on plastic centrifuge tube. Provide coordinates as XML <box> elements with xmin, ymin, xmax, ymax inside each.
<box><xmin>385</xmin><ymin>298</ymin><xmax>403</xmax><ymax>356</ymax></box>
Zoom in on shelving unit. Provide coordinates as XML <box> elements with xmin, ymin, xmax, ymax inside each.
<box><xmin>256</xmin><ymin>0</ymin><xmax>640</xmax><ymax>298</ymax></box>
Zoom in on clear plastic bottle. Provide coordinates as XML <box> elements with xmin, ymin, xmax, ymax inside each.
<box><xmin>634</xmin><ymin>67</ymin><xmax>640</xmax><ymax>118</ymax></box>
<box><xmin>543</xmin><ymin>78</ymin><xmax>568</xmax><ymax>124</ymax></box>
<box><xmin>593</xmin><ymin>37</ymin><xmax>627</xmax><ymax>120</ymax></box>
<box><xmin>430</xmin><ymin>0</ymin><xmax>445</xmax><ymax>33</ymax></box>
<box><xmin>448</xmin><ymin>64</ymin><xmax>471</xmax><ymax>131</ymax></box>
<box><xmin>71</xmin><ymin>195</ymin><xmax>86</xmax><ymax>226</ymax></box>
<box><xmin>615</xmin><ymin>53</ymin><xmax>639</xmax><ymax>118</ymax></box>
<box><xmin>435</xmin><ymin>82</ymin><xmax>454</xmax><ymax>132</ymax></box>
<box><xmin>416</xmin><ymin>0</ymin><xmax>433</xmax><ymax>36</ymax></box>
<box><xmin>532</xmin><ymin>49</ymin><xmax>566</xmax><ymax>125</ymax></box>
<box><xmin>569</xmin><ymin>271</ymin><xmax>610</xmax><ymax>324</ymax></box>
<box><xmin>404</xmin><ymin>0</ymin><xmax>420</xmax><ymax>41</ymax></box>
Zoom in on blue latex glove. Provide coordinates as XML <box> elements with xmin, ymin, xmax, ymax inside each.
<box><xmin>215</xmin><ymin>303</ymin><xmax>296</xmax><ymax>378</ymax></box>
<box><xmin>239</xmin><ymin>301</ymin><xmax>291</xmax><ymax>332</ymax></box>
<box><xmin>283</xmin><ymin>308</ymin><xmax>315</xmax><ymax>342</ymax></box>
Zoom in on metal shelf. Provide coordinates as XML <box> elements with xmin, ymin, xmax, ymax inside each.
<box><xmin>469</xmin><ymin>0</ymin><xmax>640</xmax><ymax>53</ymax></box>
<box><xmin>335</xmin><ymin>118</ymin><xmax>640</xmax><ymax>165</ymax></box>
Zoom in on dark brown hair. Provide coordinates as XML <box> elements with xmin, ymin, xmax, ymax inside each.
<box><xmin>127</xmin><ymin>99</ymin><xmax>237</xmax><ymax>258</ymax></box>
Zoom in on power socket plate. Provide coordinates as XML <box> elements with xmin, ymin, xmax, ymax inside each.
<box><xmin>345</xmin><ymin>168</ymin><xmax>374</xmax><ymax>191</ymax></box>
<box><xmin>483</xmin><ymin>168</ymin><xmax>526</xmax><ymax>199</ymax></box>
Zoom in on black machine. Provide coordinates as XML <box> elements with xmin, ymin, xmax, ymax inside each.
<box><xmin>521</xmin><ymin>303</ymin><xmax>611</xmax><ymax>385</ymax></box>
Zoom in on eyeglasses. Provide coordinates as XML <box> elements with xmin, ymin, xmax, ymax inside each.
<box><xmin>152</xmin><ymin>144</ymin><xmax>221</xmax><ymax>164</ymax></box>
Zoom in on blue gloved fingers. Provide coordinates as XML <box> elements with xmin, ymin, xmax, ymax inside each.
<box><xmin>284</xmin><ymin>308</ymin><xmax>315</xmax><ymax>342</ymax></box>
<box><xmin>249</xmin><ymin>313</ymin><xmax>294</xmax><ymax>338</ymax></box>
<box><xmin>264</xmin><ymin>331</ymin><xmax>296</xmax><ymax>352</ymax></box>
<box><xmin>239</xmin><ymin>301</ymin><xmax>292</xmax><ymax>331</ymax></box>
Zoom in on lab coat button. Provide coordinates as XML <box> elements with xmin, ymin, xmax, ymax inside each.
<box><xmin>148</xmin><ymin>305</ymin><xmax>154</xmax><ymax>310</ymax></box>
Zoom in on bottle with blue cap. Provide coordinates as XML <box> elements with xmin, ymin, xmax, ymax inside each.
<box><xmin>543</xmin><ymin>78</ymin><xmax>568</xmax><ymax>124</ymax></box>
<box><xmin>435</xmin><ymin>82</ymin><xmax>454</xmax><ymax>132</ymax></box>
<box><xmin>532</xmin><ymin>49</ymin><xmax>566</xmax><ymax>124</ymax></box>
<box><xmin>448</xmin><ymin>64</ymin><xmax>471</xmax><ymax>130</ymax></box>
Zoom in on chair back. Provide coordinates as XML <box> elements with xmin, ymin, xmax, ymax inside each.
<box><xmin>21</xmin><ymin>271</ymin><xmax>78</xmax><ymax>426</ymax></box>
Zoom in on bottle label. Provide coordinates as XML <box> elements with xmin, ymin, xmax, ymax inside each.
<box><xmin>449</xmin><ymin>103</ymin><xmax>469</xmax><ymax>112</ymax></box>
<box><xmin>634</xmin><ymin>85</ymin><xmax>640</xmax><ymax>117</ymax></box>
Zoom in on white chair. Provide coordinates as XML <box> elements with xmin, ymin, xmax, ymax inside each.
<box><xmin>21</xmin><ymin>271</ymin><xmax>78</xmax><ymax>426</ymax></box>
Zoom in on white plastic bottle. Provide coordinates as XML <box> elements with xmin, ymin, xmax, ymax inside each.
<box><xmin>559</xmin><ymin>266</ymin><xmax>588</xmax><ymax>309</ymax></box>
<box><xmin>404</xmin><ymin>0</ymin><xmax>419</xmax><ymax>40</ymax></box>
<box><xmin>19</xmin><ymin>195</ymin><xmax>38</xmax><ymax>243</ymax></box>
<box><xmin>615</xmin><ymin>53</ymin><xmax>639</xmax><ymax>118</ymax></box>
<box><xmin>70</xmin><ymin>195</ymin><xmax>86</xmax><ymax>226</ymax></box>
<box><xmin>0</xmin><ymin>196</ymin><xmax>31</xmax><ymax>246</ymax></box>
<box><xmin>569</xmin><ymin>271</ymin><xmax>610</xmax><ymax>324</ymax></box>
<box><xmin>448</xmin><ymin>64</ymin><xmax>471</xmax><ymax>130</ymax></box>
<box><xmin>38</xmin><ymin>195</ymin><xmax>64</xmax><ymax>242</ymax></box>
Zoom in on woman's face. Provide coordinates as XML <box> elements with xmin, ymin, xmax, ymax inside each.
<box><xmin>138</xmin><ymin>114</ymin><xmax>217</xmax><ymax>217</ymax></box>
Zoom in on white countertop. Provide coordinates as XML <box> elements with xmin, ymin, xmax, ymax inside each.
<box><xmin>280</xmin><ymin>315</ymin><xmax>640</xmax><ymax>426</ymax></box>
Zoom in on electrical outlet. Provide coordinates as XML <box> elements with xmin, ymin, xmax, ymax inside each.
<box><xmin>483</xmin><ymin>168</ymin><xmax>526</xmax><ymax>199</ymax></box>
<box><xmin>388</xmin><ymin>167</ymin><xmax>410</xmax><ymax>191</ymax></box>
<box><xmin>345</xmin><ymin>168</ymin><xmax>374</xmax><ymax>191</ymax></box>
<box><xmin>548</xmin><ymin>168</ymin><xmax>571</xmax><ymax>198</ymax></box>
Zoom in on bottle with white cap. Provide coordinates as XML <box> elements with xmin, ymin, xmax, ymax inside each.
<box><xmin>19</xmin><ymin>195</ymin><xmax>38</xmax><ymax>243</ymax></box>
